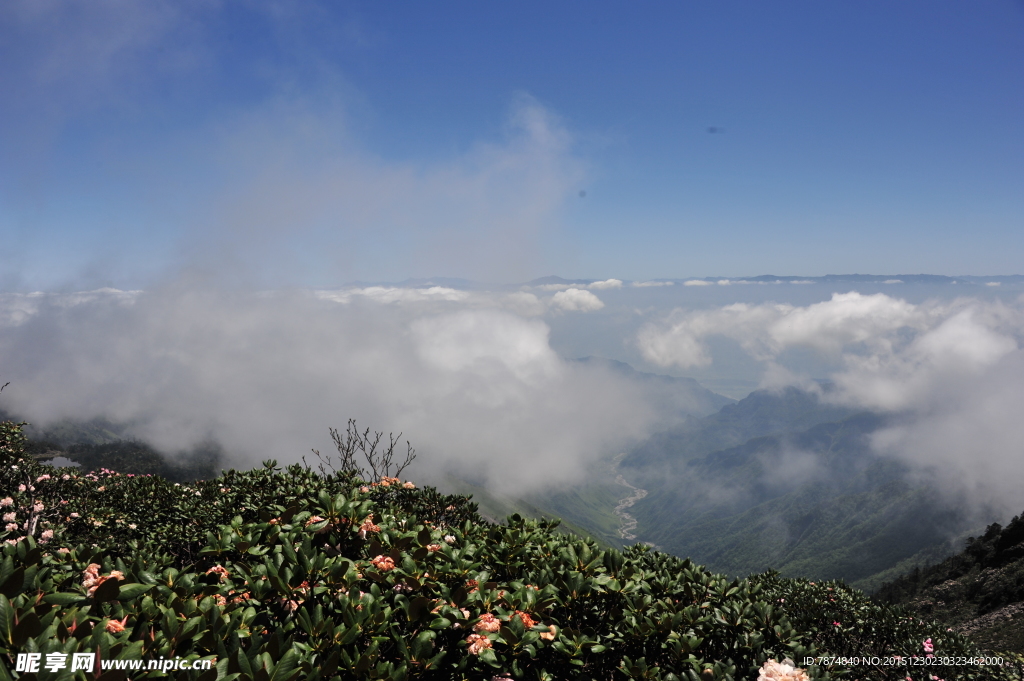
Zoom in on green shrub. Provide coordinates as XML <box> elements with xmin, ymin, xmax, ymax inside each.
<box><xmin>1</xmin><ymin>420</ymin><xmax>1020</xmax><ymax>680</ymax></box>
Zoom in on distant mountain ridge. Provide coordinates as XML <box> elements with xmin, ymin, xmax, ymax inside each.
<box><xmin>330</xmin><ymin>273</ymin><xmax>1024</xmax><ymax>290</ymax></box>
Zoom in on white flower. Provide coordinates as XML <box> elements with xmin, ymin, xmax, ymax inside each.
<box><xmin>2</xmin><ymin>513</ymin><xmax>14</xmax><ymax>522</ymax></box>
<box><xmin>444</xmin><ymin>534</ymin><xmax>456</xmax><ymax>544</ymax></box>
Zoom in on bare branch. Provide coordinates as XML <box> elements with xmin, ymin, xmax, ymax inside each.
<box><xmin>318</xmin><ymin>418</ymin><xmax>417</xmax><ymax>482</ymax></box>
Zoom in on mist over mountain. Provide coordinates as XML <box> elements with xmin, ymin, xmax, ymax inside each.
<box><xmin>612</xmin><ymin>388</ymin><xmax>982</xmax><ymax>591</ymax></box>
<box><xmin>3</xmin><ymin>275</ymin><xmax>1022</xmax><ymax>597</ymax></box>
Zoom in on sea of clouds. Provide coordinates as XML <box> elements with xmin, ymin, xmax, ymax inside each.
<box><xmin>2</xmin><ymin>280</ymin><xmax>1023</xmax><ymax>515</ymax></box>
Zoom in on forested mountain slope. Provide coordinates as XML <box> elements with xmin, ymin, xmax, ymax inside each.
<box><xmin>875</xmin><ymin>514</ymin><xmax>1024</xmax><ymax>654</ymax></box>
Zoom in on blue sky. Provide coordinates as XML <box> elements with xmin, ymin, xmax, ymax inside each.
<box><xmin>2</xmin><ymin>1</ymin><xmax>1023</xmax><ymax>289</ymax></box>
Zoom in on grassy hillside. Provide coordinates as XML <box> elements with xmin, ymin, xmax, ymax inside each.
<box><xmin>2</xmin><ymin>419</ymin><xmax>1019</xmax><ymax>680</ymax></box>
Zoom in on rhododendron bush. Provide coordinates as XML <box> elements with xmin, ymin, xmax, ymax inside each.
<box><xmin>1</xmin><ymin>420</ymin><xmax>1020</xmax><ymax>680</ymax></box>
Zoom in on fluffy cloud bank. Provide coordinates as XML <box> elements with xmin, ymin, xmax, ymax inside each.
<box><xmin>0</xmin><ymin>286</ymin><xmax>659</xmax><ymax>493</ymax></box>
<box><xmin>637</xmin><ymin>291</ymin><xmax>1024</xmax><ymax>512</ymax></box>
<box><xmin>550</xmin><ymin>288</ymin><xmax>605</xmax><ymax>312</ymax></box>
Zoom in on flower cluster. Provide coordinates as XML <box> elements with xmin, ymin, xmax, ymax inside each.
<box><xmin>371</xmin><ymin>555</ymin><xmax>395</xmax><ymax>571</ymax></box>
<box><xmin>757</xmin><ymin>658</ymin><xmax>810</xmax><ymax>681</ymax></box>
<box><xmin>206</xmin><ymin>565</ymin><xmax>230</xmax><ymax>582</ymax></box>
<box><xmin>513</xmin><ymin>610</ymin><xmax>536</xmax><ymax>629</ymax></box>
<box><xmin>358</xmin><ymin>514</ymin><xmax>381</xmax><ymax>538</ymax></box>
<box><xmin>81</xmin><ymin>563</ymin><xmax>126</xmax><ymax>596</ymax></box>
<box><xmin>466</xmin><ymin>633</ymin><xmax>493</xmax><ymax>655</ymax></box>
<box><xmin>474</xmin><ymin>613</ymin><xmax>501</xmax><ymax>633</ymax></box>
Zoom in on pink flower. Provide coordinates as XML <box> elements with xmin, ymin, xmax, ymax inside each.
<box><xmin>70</xmin><ymin>512</ymin><xmax>80</xmax><ymax>518</ymax></box>
<box><xmin>833</xmin><ymin>621</ymin><xmax>841</xmax><ymax>627</ymax></box>
<box><xmin>3</xmin><ymin>523</ymin><xmax>16</xmax><ymax>532</ymax></box>
<box><xmin>0</xmin><ymin>497</ymin><xmax>11</xmax><ymax>507</ymax></box>
<box><xmin>40</xmin><ymin>529</ymin><xmax>54</xmax><ymax>543</ymax></box>
<box><xmin>32</xmin><ymin>502</ymin><xmax>44</xmax><ymax>512</ymax></box>
<box><xmin>467</xmin><ymin>633</ymin><xmax>492</xmax><ymax>655</ymax></box>
<box><xmin>82</xmin><ymin>564</ymin><xmax>125</xmax><ymax>596</ymax></box>
<box><xmin>17</xmin><ymin>485</ymin><xmax>26</xmax><ymax>492</ymax></box>
<box><xmin>403</xmin><ymin>481</ymin><xmax>416</xmax><ymax>489</ymax></box>
<box><xmin>371</xmin><ymin>555</ymin><xmax>395</xmax><ymax>571</ymax></box>
<box><xmin>36</xmin><ymin>474</ymin><xmax>51</xmax><ymax>482</ymax></box>
<box><xmin>923</xmin><ymin>638</ymin><xmax>934</xmax><ymax>653</ymax></box>
<box><xmin>2</xmin><ymin>513</ymin><xmax>14</xmax><ymax>522</ymax></box>
<box><xmin>427</xmin><ymin>544</ymin><xmax>442</xmax><ymax>552</ymax></box>
<box><xmin>474</xmin><ymin>613</ymin><xmax>501</xmax><ymax>633</ymax></box>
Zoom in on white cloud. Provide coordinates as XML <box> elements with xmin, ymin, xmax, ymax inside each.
<box><xmin>638</xmin><ymin>292</ymin><xmax>940</xmax><ymax>368</ymax></box>
<box><xmin>588</xmin><ymin>279</ymin><xmax>622</xmax><ymax>290</ymax></box>
<box><xmin>633</xmin><ymin>280</ymin><xmax>674</xmax><ymax>287</ymax></box>
<box><xmin>550</xmin><ymin>288</ymin><xmax>605</xmax><ymax>312</ymax></box>
<box><xmin>637</xmin><ymin>292</ymin><xmax>1024</xmax><ymax>511</ymax></box>
<box><xmin>768</xmin><ymin>292</ymin><xmax>928</xmax><ymax>354</ymax></box>
<box><xmin>316</xmin><ymin>287</ymin><xmax>470</xmax><ymax>305</ymax></box>
<box><xmin>683</xmin><ymin>280</ymin><xmax>713</xmax><ymax>287</ymax></box>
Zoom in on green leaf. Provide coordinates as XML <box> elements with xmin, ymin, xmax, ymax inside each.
<box><xmin>43</xmin><ymin>592</ymin><xmax>87</xmax><ymax>606</ymax></box>
<box><xmin>116</xmin><ymin>583</ymin><xmax>152</xmax><ymax>601</ymax></box>
<box><xmin>91</xmin><ymin>576</ymin><xmax>122</xmax><ymax>603</ymax></box>
<box><xmin>0</xmin><ymin>567</ymin><xmax>24</xmax><ymax>598</ymax></box>
<box><xmin>0</xmin><ymin>595</ymin><xmax>12</xmax><ymax>645</ymax></box>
